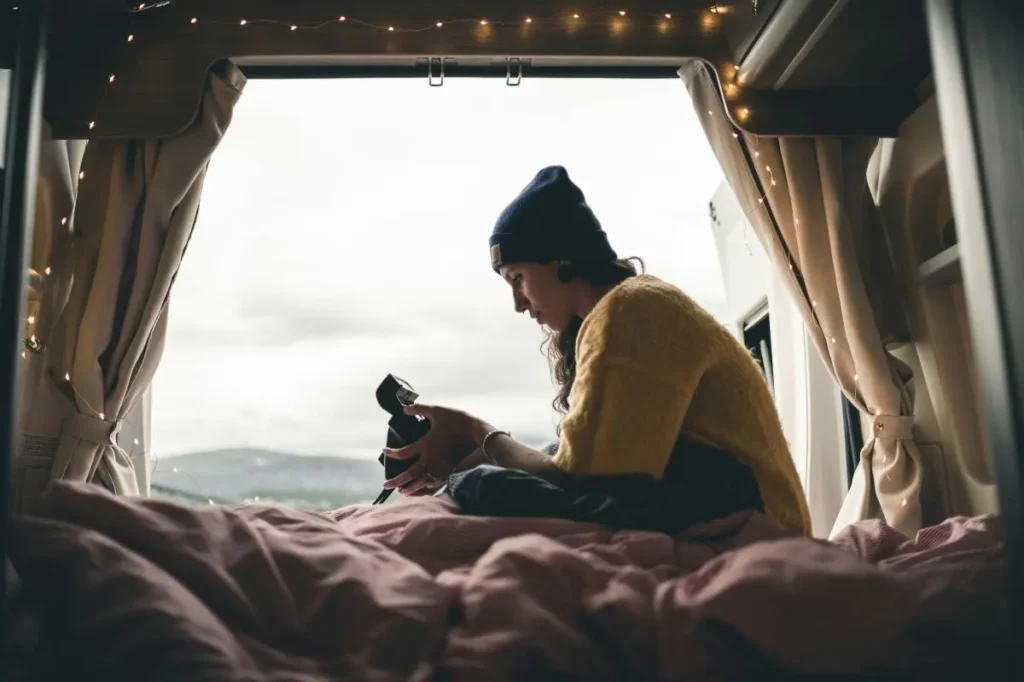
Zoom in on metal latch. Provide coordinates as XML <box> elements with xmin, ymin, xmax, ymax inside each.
<box><xmin>506</xmin><ymin>57</ymin><xmax>525</xmax><ymax>86</ymax></box>
<box><xmin>418</xmin><ymin>57</ymin><xmax>456</xmax><ymax>86</ymax></box>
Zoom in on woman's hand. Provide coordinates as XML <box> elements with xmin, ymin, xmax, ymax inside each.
<box><xmin>381</xmin><ymin>404</ymin><xmax>492</xmax><ymax>496</ymax></box>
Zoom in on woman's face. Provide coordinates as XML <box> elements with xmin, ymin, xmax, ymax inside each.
<box><xmin>499</xmin><ymin>262</ymin><xmax>576</xmax><ymax>332</ymax></box>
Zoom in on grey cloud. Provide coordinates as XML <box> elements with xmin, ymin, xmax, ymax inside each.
<box><xmin>171</xmin><ymin>291</ymin><xmax>407</xmax><ymax>347</ymax></box>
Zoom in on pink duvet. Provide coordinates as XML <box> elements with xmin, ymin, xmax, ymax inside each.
<box><xmin>5</xmin><ymin>482</ymin><xmax>1011</xmax><ymax>681</ymax></box>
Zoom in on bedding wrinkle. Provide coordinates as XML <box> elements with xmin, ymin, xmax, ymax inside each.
<box><xmin>5</xmin><ymin>482</ymin><xmax>1009</xmax><ymax>681</ymax></box>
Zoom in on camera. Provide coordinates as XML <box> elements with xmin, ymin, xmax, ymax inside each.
<box><xmin>373</xmin><ymin>374</ymin><xmax>431</xmax><ymax>503</ymax></box>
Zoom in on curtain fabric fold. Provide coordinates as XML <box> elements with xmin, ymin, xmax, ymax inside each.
<box><xmin>15</xmin><ymin>61</ymin><xmax>246</xmax><ymax>510</ymax></box>
<box><xmin>679</xmin><ymin>61</ymin><xmax>926</xmax><ymax>537</ymax></box>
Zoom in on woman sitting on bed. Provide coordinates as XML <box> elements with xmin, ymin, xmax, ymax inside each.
<box><xmin>383</xmin><ymin>166</ymin><xmax>811</xmax><ymax>536</ymax></box>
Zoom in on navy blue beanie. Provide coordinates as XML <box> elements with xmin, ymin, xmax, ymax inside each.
<box><xmin>489</xmin><ymin>166</ymin><xmax>617</xmax><ymax>272</ymax></box>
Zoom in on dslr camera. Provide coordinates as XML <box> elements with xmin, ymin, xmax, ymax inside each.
<box><xmin>373</xmin><ymin>374</ymin><xmax>432</xmax><ymax>503</ymax></box>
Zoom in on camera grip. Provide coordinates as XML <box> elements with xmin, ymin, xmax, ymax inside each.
<box><xmin>377</xmin><ymin>412</ymin><xmax>431</xmax><ymax>479</ymax></box>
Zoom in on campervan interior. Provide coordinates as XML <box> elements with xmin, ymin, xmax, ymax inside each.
<box><xmin>1</xmin><ymin>0</ymin><xmax>1022</xmax><ymax>679</ymax></box>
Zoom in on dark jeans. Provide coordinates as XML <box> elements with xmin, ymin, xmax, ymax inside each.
<box><xmin>446</xmin><ymin>440</ymin><xmax>764</xmax><ymax>534</ymax></box>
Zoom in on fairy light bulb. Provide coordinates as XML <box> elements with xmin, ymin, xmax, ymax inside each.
<box><xmin>134</xmin><ymin>438</ymin><xmax>139</xmax><ymax>445</ymax></box>
<box><xmin>127</xmin><ymin>34</ymin><xmax>134</xmax><ymax>42</ymax></box>
<box><xmin>525</xmin><ymin>17</ymin><xmax>533</xmax><ymax>23</ymax></box>
<box><xmin>99</xmin><ymin>412</ymin><xmax>105</xmax><ymax>420</ymax></box>
<box><xmin>239</xmin><ymin>19</ymin><xmax>247</xmax><ymax>25</ymax></box>
<box><xmin>172</xmin><ymin>466</ymin><xmax>178</xmax><ymax>473</ymax></box>
<box><xmin>665</xmin><ymin>13</ymin><xmax>672</xmax><ymax>19</ymax></box>
<box><xmin>573</xmin><ymin>13</ymin><xmax>580</xmax><ymax>19</ymax></box>
<box><xmin>190</xmin><ymin>17</ymin><xmax>197</xmax><ymax>24</ymax></box>
<box><xmin>388</xmin><ymin>25</ymin><xmax>394</xmax><ymax>31</ymax></box>
<box><xmin>21</xmin><ymin>351</ymin><xmax>26</xmax><ymax>359</ymax></box>
<box><xmin>44</xmin><ymin>266</ymin><xmax>51</xmax><ymax>275</ymax></box>
<box><xmin>88</xmin><ymin>121</ymin><xmax>95</xmax><ymax>129</ymax></box>
<box><xmin>27</xmin><ymin>315</ymin><xmax>35</xmax><ymax>324</ymax></box>
<box><xmin>64</xmin><ymin>373</ymin><xmax>70</xmax><ymax>381</ymax></box>
<box><xmin>619</xmin><ymin>10</ymin><xmax>627</xmax><ymax>16</ymax></box>
<box><xmin>61</xmin><ymin>216</ymin><xmax>67</xmax><ymax>225</ymax></box>
<box><xmin>480</xmin><ymin>19</ymin><xmax>488</xmax><ymax>25</ymax></box>
<box><xmin>338</xmin><ymin>15</ymin><xmax>346</xmax><ymax>21</ymax></box>
<box><xmin>108</xmin><ymin>74</ymin><xmax>116</xmax><ymax>83</ymax></box>
<box><xmin>290</xmin><ymin>25</ymin><xmax>297</xmax><ymax>31</ymax></box>
<box><xmin>79</xmin><ymin>171</ymin><xmax>85</xmax><ymax>180</ymax></box>
<box><xmin>436</xmin><ymin>21</ymin><xmax>442</xmax><ymax>27</ymax></box>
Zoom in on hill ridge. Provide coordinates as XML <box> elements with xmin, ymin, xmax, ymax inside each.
<box><xmin>150</xmin><ymin>446</ymin><xmax>384</xmax><ymax>510</ymax></box>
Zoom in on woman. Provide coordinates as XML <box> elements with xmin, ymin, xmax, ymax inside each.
<box><xmin>383</xmin><ymin>166</ymin><xmax>811</xmax><ymax>535</ymax></box>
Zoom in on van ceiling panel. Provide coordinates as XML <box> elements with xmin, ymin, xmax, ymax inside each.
<box><xmin>20</xmin><ymin>0</ymin><xmax>929</xmax><ymax>140</ymax></box>
<box><xmin>737</xmin><ymin>0</ymin><xmax>931</xmax><ymax>90</ymax></box>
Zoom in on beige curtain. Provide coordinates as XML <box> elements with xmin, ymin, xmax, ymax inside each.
<box><xmin>16</xmin><ymin>123</ymin><xmax>87</xmax><ymax>512</ymax></box>
<box><xmin>679</xmin><ymin>61</ymin><xmax>926</xmax><ymax>537</ymax></box>
<box><xmin>15</xmin><ymin>61</ymin><xmax>246</xmax><ymax>512</ymax></box>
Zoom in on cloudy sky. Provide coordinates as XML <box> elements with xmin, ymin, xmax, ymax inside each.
<box><xmin>150</xmin><ymin>76</ymin><xmax>725</xmax><ymax>460</ymax></box>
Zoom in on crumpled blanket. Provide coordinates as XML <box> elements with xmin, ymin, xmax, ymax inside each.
<box><xmin>3</xmin><ymin>481</ymin><xmax>1011</xmax><ymax>681</ymax></box>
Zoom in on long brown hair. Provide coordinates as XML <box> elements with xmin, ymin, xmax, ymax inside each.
<box><xmin>542</xmin><ymin>257</ymin><xmax>645</xmax><ymax>422</ymax></box>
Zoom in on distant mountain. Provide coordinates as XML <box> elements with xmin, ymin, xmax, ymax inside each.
<box><xmin>150</xmin><ymin>448</ymin><xmax>385</xmax><ymax>510</ymax></box>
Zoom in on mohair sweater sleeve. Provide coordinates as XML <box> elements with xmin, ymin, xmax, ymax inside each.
<box><xmin>552</xmin><ymin>279</ymin><xmax>713</xmax><ymax>478</ymax></box>
<box><xmin>552</xmin><ymin>275</ymin><xmax>812</xmax><ymax>535</ymax></box>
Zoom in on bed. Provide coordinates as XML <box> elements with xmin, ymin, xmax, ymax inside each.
<box><xmin>1</xmin><ymin>482</ymin><xmax>1010</xmax><ymax>681</ymax></box>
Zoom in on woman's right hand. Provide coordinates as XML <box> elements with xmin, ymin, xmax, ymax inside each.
<box><xmin>380</xmin><ymin>404</ymin><xmax>492</xmax><ymax>495</ymax></box>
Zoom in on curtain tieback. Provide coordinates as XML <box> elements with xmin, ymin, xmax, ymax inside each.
<box><xmin>63</xmin><ymin>412</ymin><xmax>124</xmax><ymax>446</ymax></box>
<box><xmin>871</xmin><ymin>414</ymin><xmax>914</xmax><ymax>441</ymax></box>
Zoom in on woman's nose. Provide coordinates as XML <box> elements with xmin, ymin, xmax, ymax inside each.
<box><xmin>513</xmin><ymin>292</ymin><xmax>529</xmax><ymax>313</ymax></box>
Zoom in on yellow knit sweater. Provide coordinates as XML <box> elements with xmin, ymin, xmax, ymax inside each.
<box><xmin>553</xmin><ymin>275</ymin><xmax>811</xmax><ymax>535</ymax></box>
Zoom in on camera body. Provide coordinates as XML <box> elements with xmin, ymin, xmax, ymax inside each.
<box><xmin>375</xmin><ymin>374</ymin><xmax>431</xmax><ymax>486</ymax></box>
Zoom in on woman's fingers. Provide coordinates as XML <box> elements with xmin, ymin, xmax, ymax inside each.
<box><xmin>408</xmin><ymin>483</ymin><xmax>442</xmax><ymax>497</ymax></box>
<box><xmin>384</xmin><ymin>460</ymin><xmax>426</xmax><ymax>489</ymax></box>
<box><xmin>401</xmin><ymin>473</ymin><xmax>440</xmax><ymax>496</ymax></box>
<box><xmin>382</xmin><ymin>432</ymin><xmax>431</xmax><ymax>460</ymax></box>
<box><xmin>403</xmin><ymin>403</ymin><xmax>435</xmax><ymax>419</ymax></box>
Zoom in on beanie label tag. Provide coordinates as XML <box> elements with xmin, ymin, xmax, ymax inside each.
<box><xmin>490</xmin><ymin>244</ymin><xmax>502</xmax><ymax>268</ymax></box>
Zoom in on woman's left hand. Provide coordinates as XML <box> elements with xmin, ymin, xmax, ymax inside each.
<box><xmin>381</xmin><ymin>404</ymin><xmax>491</xmax><ymax>495</ymax></box>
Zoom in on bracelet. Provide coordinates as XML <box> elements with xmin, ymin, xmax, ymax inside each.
<box><xmin>481</xmin><ymin>429</ymin><xmax>511</xmax><ymax>464</ymax></box>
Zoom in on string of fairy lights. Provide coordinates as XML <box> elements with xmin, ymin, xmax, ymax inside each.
<box><xmin>16</xmin><ymin>0</ymin><xmax>904</xmax><ymax>511</ymax></box>
<box><xmin>705</xmin><ymin>68</ymin><xmax>870</xmax><ymax>413</ymax></box>
<box><xmin>63</xmin><ymin>1</ymin><xmax>752</xmax><ymax>135</ymax></box>
<box><xmin>705</xmin><ymin>112</ymin><xmax>908</xmax><ymax>507</ymax></box>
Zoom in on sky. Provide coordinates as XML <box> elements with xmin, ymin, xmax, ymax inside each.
<box><xmin>150</xmin><ymin>77</ymin><xmax>726</xmax><ymax>460</ymax></box>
